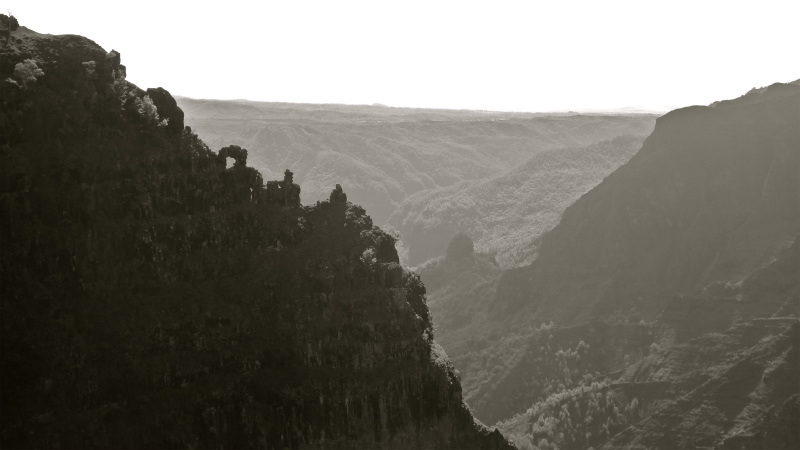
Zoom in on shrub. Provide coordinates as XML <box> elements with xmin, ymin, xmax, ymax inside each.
<box><xmin>360</xmin><ymin>248</ymin><xmax>377</xmax><ymax>268</ymax></box>
<box><xmin>135</xmin><ymin>95</ymin><xmax>161</xmax><ymax>125</ymax></box>
<box><xmin>13</xmin><ymin>59</ymin><xmax>44</xmax><ymax>89</ymax></box>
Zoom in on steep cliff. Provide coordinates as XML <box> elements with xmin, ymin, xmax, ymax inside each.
<box><xmin>497</xmin><ymin>80</ymin><xmax>800</xmax><ymax>325</ymax></box>
<box><xmin>433</xmin><ymin>82</ymin><xmax>800</xmax><ymax>430</ymax></box>
<box><xmin>0</xmin><ymin>23</ymin><xmax>512</xmax><ymax>449</ymax></box>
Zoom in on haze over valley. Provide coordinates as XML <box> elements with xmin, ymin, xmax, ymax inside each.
<box><xmin>178</xmin><ymin>97</ymin><xmax>656</xmax><ymax>266</ymax></box>
<box><xmin>2</xmin><ymin>5</ymin><xmax>798</xmax><ymax>450</ymax></box>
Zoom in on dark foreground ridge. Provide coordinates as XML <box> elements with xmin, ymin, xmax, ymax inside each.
<box><xmin>0</xmin><ymin>20</ymin><xmax>513</xmax><ymax>449</ymax></box>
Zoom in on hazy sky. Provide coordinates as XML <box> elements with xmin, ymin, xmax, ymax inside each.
<box><xmin>7</xmin><ymin>1</ymin><xmax>800</xmax><ymax>112</ymax></box>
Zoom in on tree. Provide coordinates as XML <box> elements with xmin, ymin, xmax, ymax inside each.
<box><xmin>135</xmin><ymin>95</ymin><xmax>164</xmax><ymax>126</ymax></box>
<box><xmin>14</xmin><ymin>59</ymin><xmax>44</xmax><ymax>89</ymax></box>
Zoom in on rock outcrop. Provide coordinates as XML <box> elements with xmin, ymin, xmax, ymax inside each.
<box><xmin>446</xmin><ymin>232</ymin><xmax>475</xmax><ymax>261</ymax></box>
<box><xmin>146</xmin><ymin>86</ymin><xmax>185</xmax><ymax>135</ymax></box>
<box><xmin>330</xmin><ymin>183</ymin><xmax>347</xmax><ymax>204</ymax></box>
<box><xmin>0</xmin><ymin>22</ymin><xmax>512</xmax><ymax>449</ymax></box>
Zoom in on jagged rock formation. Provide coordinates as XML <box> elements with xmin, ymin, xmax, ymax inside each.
<box><xmin>0</xmin><ymin>23</ymin><xmax>512</xmax><ymax>449</ymax></box>
<box><xmin>330</xmin><ymin>183</ymin><xmax>347</xmax><ymax>204</ymax></box>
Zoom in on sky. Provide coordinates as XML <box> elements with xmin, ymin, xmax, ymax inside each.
<box><xmin>6</xmin><ymin>1</ymin><xmax>800</xmax><ymax>112</ymax></box>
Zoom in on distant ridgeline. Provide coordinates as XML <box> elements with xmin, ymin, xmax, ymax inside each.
<box><xmin>0</xmin><ymin>18</ymin><xmax>513</xmax><ymax>449</ymax></box>
<box><xmin>176</xmin><ymin>90</ymin><xmax>657</xmax><ymax>229</ymax></box>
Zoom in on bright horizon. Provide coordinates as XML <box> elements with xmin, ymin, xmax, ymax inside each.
<box><xmin>6</xmin><ymin>1</ymin><xmax>800</xmax><ymax>113</ymax></box>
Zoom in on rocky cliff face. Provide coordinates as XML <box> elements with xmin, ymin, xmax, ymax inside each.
<box><xmin>498</xmin><ymin>81</ymin><xmax>800</xmax><ymax>325</ymax></box>
<box><xmin>0</xmin><ymin>24</ymin><xmax>512</xmax><ymax>449</ymax></box>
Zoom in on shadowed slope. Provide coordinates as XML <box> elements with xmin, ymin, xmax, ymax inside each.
<box><xmin>498</xmin><ymin>81</ymin><xmax>800</xmax><ymax>324</ymax></box>
<box><xmin>0</xmin><ymin>23</ymin><xmax>512</xmax><ymax>449</ymax></box>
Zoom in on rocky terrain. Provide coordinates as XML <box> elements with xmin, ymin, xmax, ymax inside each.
<box><xmin>0</xmin><ymin>20</ymin><xmax>512</xmax><ymax>449</ymax></box>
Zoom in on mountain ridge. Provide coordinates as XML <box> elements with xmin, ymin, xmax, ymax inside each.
<box><xmin>0</xmin><ymin>20</ymin><xmax>512</xmax><ymax>449</ymax></box>
<box><xmin>498</xmin><ymin>80</ymin><xmax>800</xmax><ymax>324</ymax></box>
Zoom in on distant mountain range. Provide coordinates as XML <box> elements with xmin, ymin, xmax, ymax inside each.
<box><xmin>177</xmin><ymin>96</ymin><xmax>656</xmax><ymax>227</ymax></box>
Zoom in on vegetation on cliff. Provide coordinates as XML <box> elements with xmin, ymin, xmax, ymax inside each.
<box><xmin>0</xmin><ymin>22</ymin><xmax>512</xmax><ymax>449</ymax></box>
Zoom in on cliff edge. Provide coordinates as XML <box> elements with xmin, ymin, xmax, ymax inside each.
<box><xmin>0</xmin><ymin>20</ymin><xmax>512</xmax><ymax>449</ymax></box>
